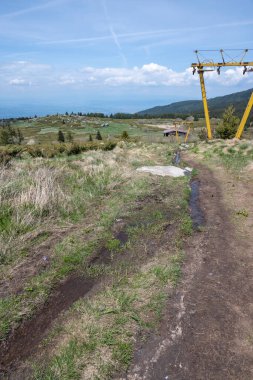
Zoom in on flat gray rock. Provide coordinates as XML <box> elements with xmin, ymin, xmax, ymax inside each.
<box><xmin>136</xmin><ymin>165</ymin><xmax>191</xmax><ymax>177</ymax></box>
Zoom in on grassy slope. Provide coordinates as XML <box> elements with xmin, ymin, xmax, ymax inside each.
<box><xmin>0</xmin><ymin>140</ymin><xmax>192</xmax><ymax>379</ymax></box>
<box><xmin>190</xmin><ymin>139</ymin><xmax>253</xmax><ymax>171</ymax></box>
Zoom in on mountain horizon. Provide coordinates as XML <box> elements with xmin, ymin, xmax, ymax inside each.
<box><xmin>136</xmin><ymin>87</ymin><xmax>253</xmax><ymax>118</ymax></box>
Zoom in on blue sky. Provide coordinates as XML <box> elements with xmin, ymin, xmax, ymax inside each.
<box><xmin>1</xmin><ymin>0</ymin><xmax>253</xmax><ymax>115</ymax></box>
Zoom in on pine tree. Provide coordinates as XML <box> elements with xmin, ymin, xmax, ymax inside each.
<box><xmin>58</xmin><ymin>130</ymin><xmax>65</xmax><ymax>143</ymax></box>
<box><xmin>215</xmin><ymin>106</ymin><xmax>239</xmax><ymax>139</ymax></box>
<box><xmin>96</xmin><ymin>130</ymin><xmax>102</xmax><ymax>140</ymax></box>
<box><xmin>89</xmin><ymin>134</ymin><xmax>93</xmax><ymax>142</ymax></box>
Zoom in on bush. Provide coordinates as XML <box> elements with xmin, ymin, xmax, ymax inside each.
<box><xmin>0</xmin><ymin>126</ymin><xmax>24</xmax><ymax>145</ymax></box>
<box><xmin>66</xmin><ymin>131</ymin><xmax>73</xmax><ymax>143</ymax></box>
<box><xmin>0</xmin><ymin>141</ymin><xmax>117</xmax><ymax>164</ymax></box>
<box><xmin>102</xmin><ymin>142</ymin><xmax>117</xmax><ymax>151</ymax></box>
<box><xmin>121</xmin><ymin>131</ymin><xmax>129</xmax><ymax>140</ymax></box>
<box><xmin>0</xmin><ymin>146</ymin><xmax>23</xmax><ymax>165</ymax></box>
<box><xmin>197</xmin><ymin>128</ymin><xmax>207</xmax><ymax>141</ymax></box>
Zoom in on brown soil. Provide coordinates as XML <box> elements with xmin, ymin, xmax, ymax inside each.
<box><xmin>0</xmin><ymin>275</ymin><xmax>95</xmax><ymax>377</ymax></box>
<box><xmin>120</xmin><ymin>157</ymin><xmax>253</xmax><ymax>380</ymax></box>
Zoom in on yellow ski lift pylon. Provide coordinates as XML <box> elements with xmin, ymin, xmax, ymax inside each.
<box><xmin>184</xmin><ymin>122</ymin><xmax>193</xmax><ymax>143</ymax></box>
<box><xmin>191</xmin><ymin>49</ymin><xmax>253</xmax><ymax>139</ymax></box>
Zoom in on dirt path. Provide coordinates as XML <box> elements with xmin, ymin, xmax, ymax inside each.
<box><xmin>121</xmin><ymin>158</ymin><xmax>253</xmax><ymax>380</ymax></box>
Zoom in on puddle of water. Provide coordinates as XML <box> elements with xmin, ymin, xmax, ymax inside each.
<box><xmin>172</xmin><ymin>151</ymin><xmax>181</xmax><ymax>165</ymax></box>
<box><xmin>189</xmin><ymin>180</ymin><xmax>205</xmax><ymax>229</ymax></box>
<box><xmin>116</xmin><ymin>230</ymin><xmax>128</xmax><ymax>245</ymax></box>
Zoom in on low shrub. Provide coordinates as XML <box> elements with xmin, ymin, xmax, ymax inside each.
<box><xmin>197</xmin><ymin>128</ymin><xmax>207</xmax><ymax>141</ymax></box>
<box><xmin>0</xmin><ymin>141</ymin><xmax>117</xmax><ymax>164</ymax></box>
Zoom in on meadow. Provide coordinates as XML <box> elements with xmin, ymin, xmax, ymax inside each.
<box><xmin>1</xmin><ymin>114</ymin><xmax>253</xmax><ymax>379</ymax></box>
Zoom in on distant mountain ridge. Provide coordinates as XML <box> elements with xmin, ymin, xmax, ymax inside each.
<box><xmin>136</xmin><ymin>88</ymin><xmax>253</xmax><ymax>117</ymax></box>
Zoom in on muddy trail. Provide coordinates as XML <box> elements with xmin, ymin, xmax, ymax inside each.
<box><xmin>121</xmin><ymin>159</ymin><xmax>253</xmax><ymax>380</ymax></box>
<box><xmin>0</xmin><ymin>225</ymin><xmax>131</xmax><ymax>378</ymax></box>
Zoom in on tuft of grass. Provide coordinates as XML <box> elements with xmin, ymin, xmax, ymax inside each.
<box><xmin>0</xmin><ymin>205</ymin><xmax>13</xmax><ymax>234</ymax></box>
<box><xmin>227</xmin><ymin>147</ymin><xmax>236</xmax><ymax>154</ymax></box>
<box><xmin>180</xmin><ymin>214</ymin><xmax>193</xmax><ymax>236</ymax></box>
<box><xmin>191</xmin><ymin>146</ymin><xmax>199</xmax><ymax>153</ymax></box>
<box><xmin>167</xmin><ymin>252</ymin><xmax>184</xmax><ymax>286</ymax></box>
<box><xmin>153</xmin><ymin>266</ymin><xmax>171</xmax><ymax>284</ymax></box>
<box><xmin>34</xmin><ymin>338</ymin><xmax>97</xmax><ymax>380</ymax></box>
<box><xmin>238</xmin><ymin>143</ymin><xmax>249</xmax><ymax>151</ymax></box>
<box><xmin>236</xmin><ymin>209</ymin><xmax>249</xmax><ymax>217</ymax></box>
<box><xmin>146</xmin><ymin>291</ymin><xmax>167</xmax><ymax>321</ymax></box>
<box><xmin>106</xmin><ymin>238</ymin><xmax>121</xmax><ymax>252</ymax></box>
<box><xmin>112</xmin><ymin>341</ymin><xmax>133</xmax><ymax>369</ymax></box>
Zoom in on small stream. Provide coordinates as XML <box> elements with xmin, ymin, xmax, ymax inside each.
<box><xmin>173</xmin><ymin>150</ymin><xmax>204</xmax><ymax>229</ymax></box>
<box><xmin>189</xmin><ymin>179</ymin><xmax>205</xmax><ymax>229</ymax></box>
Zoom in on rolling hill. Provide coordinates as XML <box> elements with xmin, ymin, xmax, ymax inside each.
<box><xmin>136</xmin><ymin>88</ymin><xmax>253</xmax><ymax>117</ymax></box>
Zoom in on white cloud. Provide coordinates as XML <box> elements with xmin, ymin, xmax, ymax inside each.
<box><xmin>9</xmin><ymin>78</ymin><xmax>31</xmax><ymax>86</ymax></box>
<box><xmin>3</xmin><ymin>61</ymin><xmax>51</xmax><ymax>73</ymax></box>
<box><xmin>204</xmin><ymin>67</ymin><xmax>248</xmax><ymax>86</ymax></box>
<box><xmin>1</xmin><ymin>61</ymin><xmax>252</xmax><ymax>89</ymax></box>
<box><xmin>77</xmin><ymin>63</ymin><xmax>253</xmax><ymax>88</ymax></box>
<box><xmin>79</xmin><ymin>63</ymin><xmax>199</xmax><ymax>86</ymax></box>
<box><xmin>141</xmin><ymin>63</ymin><xmax>167</xmax><ymax>72</ymax></box>
<box><xmin>0</xmin><ymin>61</ymin><xmax>52</xmax><ymax>87</ymax></box>
<box><xmin>58</xmin><ymin>74</ymin><xmax>77</xmax><ymax>85</ymax></box>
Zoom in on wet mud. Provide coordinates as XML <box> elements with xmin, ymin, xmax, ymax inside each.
<box><xmin>0</xmin><ymin>275</ymin><xmax>94</xmax><ymax>376</ymax></box>
<box><xmin>189</xmin><ymin>179</ymin><xmax>205</xmax><ymax>229</ymax></box>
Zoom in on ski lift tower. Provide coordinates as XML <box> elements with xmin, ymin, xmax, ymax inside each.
<box><xmin>191</xmin><ymin>49</ymin><xmax>253</xmax><ymax>139</ymax></box>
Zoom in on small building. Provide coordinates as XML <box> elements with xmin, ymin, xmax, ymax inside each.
<box><xmin>163</xmin><ymin>128</ymin><xmax>187</xmax><ymax>137</ymax></box>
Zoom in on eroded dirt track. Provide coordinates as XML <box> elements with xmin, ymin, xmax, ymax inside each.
<box><xmin>121</xmin><ymin>158</ymin><xmax>253</xmax><ymax>380</ymax></box>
